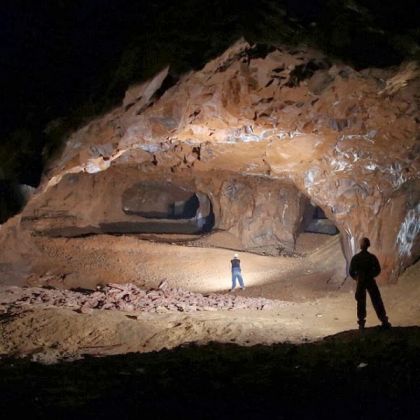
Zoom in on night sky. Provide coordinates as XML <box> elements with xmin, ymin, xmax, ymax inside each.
<box><xmin>0</xmin><ymin>0</ymin><xmax>419</xmax><ymax>187</ymax></box>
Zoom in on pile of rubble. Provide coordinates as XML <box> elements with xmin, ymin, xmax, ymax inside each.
<box><xmin>0</xmin><ymin>282</ymin><xmax>276</xmax><ymax>314</ymax></box>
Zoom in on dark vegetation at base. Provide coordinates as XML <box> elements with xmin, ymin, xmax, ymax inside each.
<box><xmin>0</xmin><ymin>327</ymin><xmax>419</xmax><ymax>419</ymax></box>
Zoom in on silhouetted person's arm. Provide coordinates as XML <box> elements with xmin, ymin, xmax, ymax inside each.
<box><xmin>370</xmin><ymin>254</ymin><xmax>381</xmax><ymax>278</ymax></box>
<box><xmin>349</xmin><ymin>256</ymin><xmax>358</xmax><ymax>280</ymax></box>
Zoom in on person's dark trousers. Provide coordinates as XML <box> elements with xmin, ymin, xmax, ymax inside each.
<box><xmin>355</xmin><ymin>278</ymin><xmax>388</xmax><ymax>327</ymax></box>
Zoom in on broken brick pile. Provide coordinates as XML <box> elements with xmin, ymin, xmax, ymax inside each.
<box><xmin>0</xmin><ymin>282</ymin><xmax>276</xmax><ymax>314</ymax></box>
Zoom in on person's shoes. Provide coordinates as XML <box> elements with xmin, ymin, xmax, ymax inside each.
<box><xmin>240</xmin><ymin>287</ymin><xmax>245</xmax><ymax>291</ymax></box>
<box><xmin>229</xmin><ymin>288</ymin><xmax>235</xmax><ymax>292</ymax></box>
<box><xmin>381</xmin><ymin>321</ymin><xmax>392</xmax><ymax>330</ymax></box>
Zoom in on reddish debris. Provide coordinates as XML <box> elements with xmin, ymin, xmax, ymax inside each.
<box><xmin>0</xmin><ymin>283</ymin><xmax>276</xmax><ymax>314</ymax></box>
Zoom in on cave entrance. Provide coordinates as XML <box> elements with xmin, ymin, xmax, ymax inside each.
<box><xmin>170</xmin><ymin>194</ymin><xmax>200</xmax><ymax>220</ymax></box>
<box><xmin>301</xmin><ymin>202</ymin><xmax>339</xmax><ymax>236</ymax></box>
<box><xmin>295</xmin><ymin>201</ymin><xmax>341</xmax><ymax>257</ymax></box>
<box><xmin>115</xmin><ymin>181</ymin><xmax>215</xmax><ymax>234</ymax></box>
<box><xmin>123</xmin><ymin>186</ymin><xmax>201</xmax><ymax>221</ymax></box>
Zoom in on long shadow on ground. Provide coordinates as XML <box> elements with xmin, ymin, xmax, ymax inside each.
<box><xmin>1</xmin><ymin>326</ymin><xmax>419</xmax><ymax>419</ymax></box>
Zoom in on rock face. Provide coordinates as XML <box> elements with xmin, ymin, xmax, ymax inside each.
<box><xmin>3</xmin><ymin>40</ymin><xmax>420</xmax><ymax>282</ymax></box>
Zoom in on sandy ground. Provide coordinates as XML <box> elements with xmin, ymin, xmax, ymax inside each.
<box><xmin>0</xmin><ymin>232</ymin><xmax>419</xmax><ymax>363</ymax></box>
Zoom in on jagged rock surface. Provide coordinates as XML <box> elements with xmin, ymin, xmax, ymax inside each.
<box><xmin>2</xmin><ymin>40</ymin><xmax>420</xmax><ymax>282</ymax></box>
<box><xmin>0</xmin><ymin>282</ymin><xmax>275</xmax><ymax>314</ymax></box>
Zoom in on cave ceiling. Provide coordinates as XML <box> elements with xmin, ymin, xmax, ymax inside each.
<box><xmin>3</xmin><ymin>40</ymin><xmax>420</xmax><ymax>283</ymax></box>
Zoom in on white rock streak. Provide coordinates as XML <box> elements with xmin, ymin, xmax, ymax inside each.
<box><xmin>397</xmin><ymin>204</ymin><xmax>420</xmax><ymax>257</ymax></box>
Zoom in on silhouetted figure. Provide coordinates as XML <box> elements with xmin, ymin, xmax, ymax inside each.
<box><xmin>349</xmin><ymin>237</ymin><xmax>391</xmax><ymax>330</ymax></box>
<box><xmin>230</xmin><ymin>253</ymin><xmax>245</xmax><ymax>291</ymax></box>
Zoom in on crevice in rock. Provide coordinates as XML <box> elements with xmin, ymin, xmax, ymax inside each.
<box><xmin>246</xmin><ymin>44</ymin><xmax>277</xmax><ymax>60</ymax></box>
<box><xmin>285</xmin><ymin>59</ymin><xmax>328</xmax><ymax>87</ymax></box>
<box><xmin>152</xmin><ymin>72</ymin><xmax>179</xmax><ymax>102</ymax></box>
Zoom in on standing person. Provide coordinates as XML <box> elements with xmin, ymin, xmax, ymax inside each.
<box><xmin>230</xmin><ymin>253</ymin><xmax>245</xmax><ymax>291</ymax></box>
<box><xmin>349</xmin><ymin>237</ymin><xmax>391</xmax><ymax>330</ymax></box>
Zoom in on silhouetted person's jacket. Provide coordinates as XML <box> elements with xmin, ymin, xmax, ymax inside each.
<box><xmin>349</xmin><ymin>250</ymin><xmax>380</xmax><ymax>281</ymax></box>
<box><xmin>349</xmin><ymin>249</ymin><xmax>388</xmax><ymax>328</ymax></box>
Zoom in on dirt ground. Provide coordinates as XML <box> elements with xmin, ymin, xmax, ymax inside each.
<box><xmin>1</xmin><ymin>232</ymin><xmax>419</xmax><ymax>363</ymax></box>
<box><xmin>1</xmin><ymin>230</ymin><xmax>419</xmax><ymax>419</ymax></box>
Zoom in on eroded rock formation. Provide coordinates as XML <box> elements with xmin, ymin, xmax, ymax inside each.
<box><xmin>2</xmin><ymin>40</ymin><xmax>419</xmax><ymax>282</ymax></box>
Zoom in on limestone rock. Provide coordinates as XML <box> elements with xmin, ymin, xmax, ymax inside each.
<box><xmin>1</xmin><ymin>40</ymin><xmax>420</xmax><ymax>282</ymax></box>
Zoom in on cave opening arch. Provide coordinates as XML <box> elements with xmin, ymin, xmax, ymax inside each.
<box><xmin>294</xmin><ymin>195</ymin><xmax>348</xmax><ymax>283</ymax></box>
<box><xmin>299</xmin><ymin>201</ymin><xmax>339</xmax><ymax>236</ymax></box>
<box><xmin>120</xmin><ymin>181</ymin><xmax>215</xmax><ymax>234</ymax></box>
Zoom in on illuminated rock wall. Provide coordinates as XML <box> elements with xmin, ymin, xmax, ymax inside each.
<box><xmin>21</xmin><ymin>166</ymin><xmax>306</xmax><ymax>254</ymax></box>
<box><xmin>8</xmin><ymin>40</ymin><xmax>420</xmax><ymax>282</ymax></box>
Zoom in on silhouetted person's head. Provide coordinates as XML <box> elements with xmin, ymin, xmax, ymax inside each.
<box><xmin>360</xmin><ymin>237</ymin><xmax>370</xmax><ymax>251</ymax></box>
<box><xmin>233</xmin><ymin>253</ymin><xmax>239</xmax><ymax>259</ymax></box>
